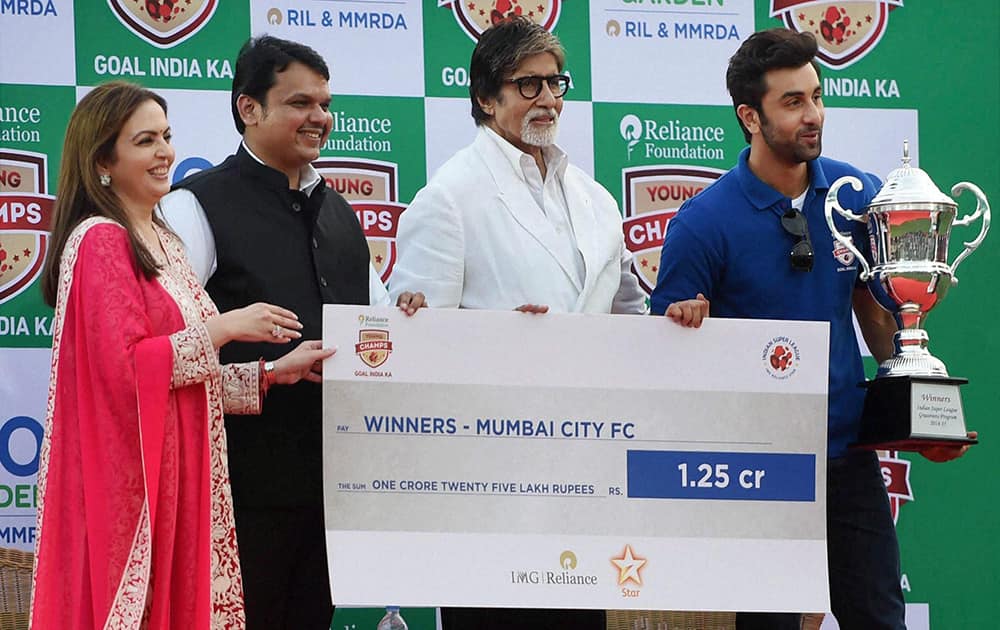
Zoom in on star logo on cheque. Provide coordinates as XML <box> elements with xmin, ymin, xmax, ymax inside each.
<box><xmin>611</xmin><ymin>545</ymin><xmax>646</xmax><ymax>586</ymax></box>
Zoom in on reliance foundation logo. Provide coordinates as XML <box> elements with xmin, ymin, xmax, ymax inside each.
<box><xmin>619</xmin><ymin>113</ymin><xmax>727</xmax><ymax>163</ymax></box>
<box><xmin>621</xmin><ymin>165</ymin><xmax>722</xmax><ymax>295</ymax></box>
<box><xmin>108</xmin><ymin>0</ymin><xmax>217</xmax><ymax>48</ymax></box>
<box><xmin>771</xmin><ymin>1</ymin><xmax>903</xmax><ymax>69</ymax></box>
<box><xmin>0</xmin><ymin>150</ymin><xmax>53</xmax><ymax>305</ymax></box>
<box><xmin>440</xmin><ymin>0</ymin><xmax>561</xmax><ymax>41</ymax></box>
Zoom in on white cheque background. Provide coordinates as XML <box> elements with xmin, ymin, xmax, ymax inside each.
<box><xmin>322</xmin><ymin>306</ymin><xmax>830</xmax><ymax>611</ymax></box>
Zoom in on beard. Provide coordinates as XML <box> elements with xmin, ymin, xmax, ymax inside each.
<box><xmin>520</xmin><ymin>107</ymin><xmax>560</xmax><ymax>147</ymax></box>
<box><xmin>759</xmin><ymin>112</ymin><xmax>823</xmax><ymax>164</ymax></box>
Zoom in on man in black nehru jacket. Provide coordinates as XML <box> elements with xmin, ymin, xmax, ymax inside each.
<box><xmin>161</xmin><ymin>35</ymin><xmax>423</xmax><ymax>630</ymax></box>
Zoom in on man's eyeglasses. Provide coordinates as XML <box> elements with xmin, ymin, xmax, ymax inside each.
<box><xmin>504</xmin><ymin>74</ymin><xmax>571</xmax><ymax>99</ymax></box>
<box><xmin>781</xmin><ymin>208</ymin><xmax>814</xmax><ymax>272</ymax></box>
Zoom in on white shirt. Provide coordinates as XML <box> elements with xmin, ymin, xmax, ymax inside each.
<box><xmin>159</xmin><ymin>143</ymin><xmax>390</xmax><ymax>305</ymax></box>
<box><xmin>792</xmin><ymin>190</ymin><xmax>807</xmax><ymax>210</ymax></box>
<box><xmin>482</xmin><ymin>126</ymin><xmax>585</xmax><ymax>289</ymax></box>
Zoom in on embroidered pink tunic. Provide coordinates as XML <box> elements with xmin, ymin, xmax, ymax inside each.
<box><xmin>32</xmin><ymin>217</ymin><xmax>253</xmax><ymax>629</ymax></box>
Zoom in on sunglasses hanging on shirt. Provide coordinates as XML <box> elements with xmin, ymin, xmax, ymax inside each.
<box><xmin>781</xmin><ymin>208</ymin><xmax>814</xmax><ymax>272</ymax></box>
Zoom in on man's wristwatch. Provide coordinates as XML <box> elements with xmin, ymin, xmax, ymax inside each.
<box><xmin>263</xmin><ymin>360</ymin><xmax>277</xmax><ymax>384</ymax></box>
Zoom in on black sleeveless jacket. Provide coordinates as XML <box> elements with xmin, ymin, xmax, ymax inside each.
<box><xmin>176</xmin><ymin>146</ymin><xmax>369</xmax><ymax>507</ymax></box>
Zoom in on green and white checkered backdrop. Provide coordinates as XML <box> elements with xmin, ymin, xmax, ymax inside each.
<box><xmin>2</xmin><ymin>2</ymin><xmax>997</xmax><ymax>628</ymax></box>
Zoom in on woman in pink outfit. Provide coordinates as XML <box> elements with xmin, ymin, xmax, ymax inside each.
<box><xmin>31</xmin><ymin>81</ymin><xmax>334</xmax><ymax>630</ymax></box>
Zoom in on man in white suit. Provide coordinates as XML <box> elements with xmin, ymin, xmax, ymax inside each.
<box><xmin>390</xmin><ymin>16</ymin><xmax>640</xmax><ymax>630</ymax></box>
<box><xmin>390</xmin><ymin>16</ymin><xmax>645</xmax><ymax>319</ymax></box>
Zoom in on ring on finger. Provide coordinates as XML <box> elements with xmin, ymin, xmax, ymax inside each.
<box><xmin>271</xmin><ymin>324</ymin><xmax>282</xmax><ymax>338</ymax></box>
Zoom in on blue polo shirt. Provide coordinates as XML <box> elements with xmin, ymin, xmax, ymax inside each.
<box><xmin>651</xmin><ymin>147</ymin><xmax>880</xmax><ymax>458</ymax></box>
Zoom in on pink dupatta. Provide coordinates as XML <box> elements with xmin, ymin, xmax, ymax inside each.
<box><xmin>31</xmin><ymin>218</ymin><xmax>245</xmax><ymax>629</ymax></box>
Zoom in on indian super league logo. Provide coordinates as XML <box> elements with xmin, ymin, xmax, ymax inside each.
<box><xmin>621</xmin><ymin>166</ymin><xmax>723</xmax><ymax>295</ymax></box>
<box><xmin>439</xmin><ymin>0</ymin><xmax>562</xmax><ymax>41</ymax></box>
<box><xmin>314</xmin><ymin>159</ymin><xmax>406</xmax><ymax>285</ymax></box>
<box><xmin>761</xmin><ymin>335</ymin><xmax>801</xmax><ymax>380</ymax></box>
<box><xmin>770</xmin><ymin>1</ymin><xmax>904</xmax><ymax>69</ymax></box>
<box><xmin>0</xmin><ymin>150</ymin><xmax>54</xmax><ymax>305</ymax></box>
<box><xmin>108</xmin><ymin>0</ymin><xmax>217</xmax><ymax>48</ymax></box>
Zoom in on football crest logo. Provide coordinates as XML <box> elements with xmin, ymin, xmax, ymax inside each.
<box><xmin>832</xmin><ymin>238</ymin><xmax>856</xmax><ymax>265</ymax></box>
<box><xmin>314</xmin><ymin>159</ymin><xmax>406</xmax><ymax>285</ymax></box>
<box><xmin>770</xmin><ymin>1</ymin><xmax>903</xmax><ymax>68</ymax></box>
<box><xmin>878</xmin><ymin>450</ymin><xmax>914</xmax><ymax>524</ymax></box>
<box><xmin>356</xmin><ymin>329</ymin><xmax>392</xmax><ymax>368</ymax></box>
<box><xmin>622</xmin><ymin>166</ymin><xmax>722</xmax><ymax>294</ymax></box>
<box><xmin>439</xmin><ymin>0</ymin><xmax>561</xmax><ymax>41</ymax></box>
<box><xmin>108</xmin><ymin>0</ymin><xmax>217</xmax><ymax>48</ymax></box>
<box><xmin>0</xmin><ymin>150</ymin><xmax>54</xmax><ymax>305</ymax></box>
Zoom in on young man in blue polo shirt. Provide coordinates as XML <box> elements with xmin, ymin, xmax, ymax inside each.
<box><xmin>651</xmin><ymin>28</ymin><xmax>970</xmax><ymax>630</ymax></box>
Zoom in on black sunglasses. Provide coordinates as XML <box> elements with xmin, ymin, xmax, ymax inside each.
<box><xmin>504</xmin><ymin>74</ymin><xmax>571</xmax><ymax>99</ymax></box>
<box><xmin>781</xmin><ymin>208</ymin><xmax>814</xmax><ymax>272</ymax></box>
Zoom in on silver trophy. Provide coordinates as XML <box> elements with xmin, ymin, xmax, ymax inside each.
<box><xmin>825</xmin><ymin>142</ymin><xmax>989</xmax><ymax>449</ymax></box>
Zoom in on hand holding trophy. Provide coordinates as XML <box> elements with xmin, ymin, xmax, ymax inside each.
<box><xmin>825</xmin><ymin>141</ymin><xmax>989</xmax><ymax>450</ymax></box>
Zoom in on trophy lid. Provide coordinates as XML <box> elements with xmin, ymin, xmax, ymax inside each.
<box><xmin>869</xmin><ymin>141</ymin><xmax>956</xmax><ymax>207</ymax></box>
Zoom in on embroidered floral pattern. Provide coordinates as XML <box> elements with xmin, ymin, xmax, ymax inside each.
<box><xmin>169</xmin><ymin>323</ymin><xmax>218</xmax><ymax>388</ymax></box>
<box><xmin>34</xmin><ymin>219</ymin><xmax>248</xmax><ymax>629</ymax></box>
<box><xmin>157</xmin><ymin>225</ymin><xmax>247</xmax><ymax>628</ymax></box>
<box><xmin>104</xmin><ymin>504</ymin><xmax>153</xmax><ymax>630</ymax></box>
<box><xmin>221</xmin><ymin>362</ymin><xmax>261</xmax><ymax>415</ymax></box>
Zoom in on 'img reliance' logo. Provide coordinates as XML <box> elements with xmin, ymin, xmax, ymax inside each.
<box><xmin>510</xmin><ymin>550</ymin><xmax>599</xmax><ymax>587</ymax></box>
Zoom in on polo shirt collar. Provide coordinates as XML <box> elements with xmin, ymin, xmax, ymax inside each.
<box><xmin>736</xmin><ymin>146</ymin><xmax>830</xmax><ymax>210</ymax></box>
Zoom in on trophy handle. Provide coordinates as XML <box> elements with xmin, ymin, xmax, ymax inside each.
<box><xmin>949</xmin><ymin>182</ymin><xmax>991</xmax><ymax>281</ymax></box>
<box><xmin>825</xmin><ymin>176</ymin><xmax>872</xmax><ymax>281</ymax></box>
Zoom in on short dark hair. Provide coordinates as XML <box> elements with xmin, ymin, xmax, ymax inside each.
<box><xmin>726</xmin><ymin>28</ymin><xmax>821</xmax><ymax>143</ymax></box>
<box><xmin>231</xmin><ymin>35</ymin><xmax>329</xmax><ymax>134</ymax></box>
<box><xmin>469</xmin><ymin>16</ymin><xmax>565</xmax><ymax>126</ymax></box>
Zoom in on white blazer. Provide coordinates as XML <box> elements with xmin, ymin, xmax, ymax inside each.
<box><xmin>390</xmin><ymin>129</ymin><xmax>646</xmax><ymax>314</ymax></box>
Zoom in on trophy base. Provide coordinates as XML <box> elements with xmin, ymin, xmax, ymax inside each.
<box><xmin>850</xmin><ymin>376</ymin><xmax>978</xmax><ymax>452</ymax></box>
